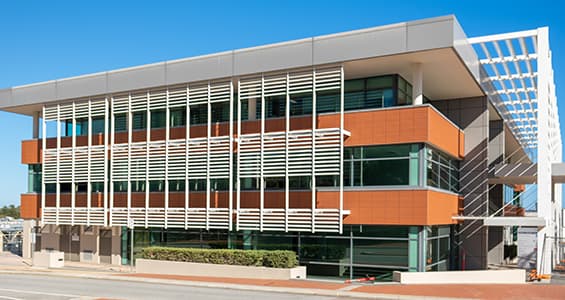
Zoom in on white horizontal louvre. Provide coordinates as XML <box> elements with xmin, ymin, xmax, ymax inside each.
<box><xmin>130</xmin><ymin>91</ymin><xmax>148</xmax><ymax>112</ymax></box>
<box><xmin>58</xmin><ymin>148</ymin><xmax>73</xmax><ymax>183</ymax></box>
<box><xmin>74</xmin><ymin>146</ymin><xmax>90</xmax><ymax>182</ymax></box>
<box><xmin>111</xmin><ymin>144</ymin><xmax>129</xmax><ymax>181</ymax></box>
<box><xmin>43</xmin><ymin>208</ymin><xmax>106</xmax><ymax>226</ymax></box>
<box><xmin>188</xmin><ymin>84</ymin><xmax>208</xmax><ymax>105</ymax></box>
<box><xmin>112</xmin><ymin>93</ymin><xmax>129</xmax><ymax>114</ymax></box>
<box><xmin>148</xmin><ymin>141</ymin><xmax>166</xmax><ymax>180</ymax></box>
<box><xmin>108</xmin><ymin>208</ymin><xmax>228</xmax><ymax>229</ymax></box>
<box><xmin>239</xmin><ymin>77</ymin><xmax>261</xmax><ymax>100</ymax></box>
<box><xmin>209</xmin><ymin>82</ymin><xmax>231</xmax><ymax>103</ymax></box>
<box><xmin>262</xmin><ymin>132</ymin><xmax>286</xmax><ymax>177</ymax></box>
<box><xmin>74</xmin><ymin>101</ymin><xmax>89</xmax><ymax>119</ymax></box>
<box><xmin>262</xmin><ymin>209</ymin><xmax>286</xmax><ymax>231</ymax></box>
<box><xmin>287</xmin><ymin>209</ymin><xmax>313</xmax><ymax>231</ymax></box>
<box><xmin>168</xmin><ymin>85</ymin><xmax>188</xmax><ymax>108</ymax></box>
<box><xmin>208</xmin><ymin>136</ymin><xmax>230</xmax><ymax>179</ymax></box>
<box><xmin>149</xmin><ymin>89</ymin><xmax>167</xmax><ymax>110</ymax></box>
<box><xmin>188</xmin><ymin>138</ymin><xmax>207</xmax><ymax>179</ymax></box>
<box><xmin>90</xmin><ymin>98</ymin><xmax>106</xmax><ymax>117</ymax></box>
<box><xmin>239</xmin><ymin>133</ymin><xmax>261</xmax><ymax>178</ymax></box>
<box><xmin>208</xmin><ymin>208</ymin><xmax>230</xmax><ymax>229</ymax></box>
<box><xmin>289</xmin><ymin>70</ymin><xmax>313</xmax><ymax>94</ymax></box>
<box><xmin>313</xmin><ymin>209</ymin><xmax>341</xmax><ymax>232</ymax></box>
<box><xmin>43</xmin><ymin>149</ymin><xmax>58</xmax><ymax>183</ymax></box>
<box><xmin>89</xmin><ymin>145</ymin><xmax>105</xmax><ymax>182</ymax></box>
<box><xmin>129</xmin><ymin>142</ymin><xmax>147</xmax><ymax>181</ymax></box>
<box><xmin>288</xmin><ymin>130</ymin><xmax>313</xmax><ymax>176</ymax></box>
<box><xmin>167</xmin><ymin>140</ymin><xmax>186</xmax><ymax>180</ymax></box>
<box><xmin>315</xmin><ymin>67</ymin><xmax>342</xmax><ymax>92</ymax></box>
<box><xmin>58</xmin><ymin>102</ymin><xmax>73</xmax><ymax>121</ymax></box>
<box><xmin>237</xmin><ymin>209</ymin><xmax>260</xmax><ymax>230</ymax></box>
<box><xmin>43</xmin><ymin>105</ymin><xmax>58</xmax><ymax>121</ymax></box>
<box><xmin>314</xmin><ymin>128</ymin><xmax>342</xmax><ymax>175</ymax></box>
<box><xmin>264</xmin><ymin>74</ymin><xmax>287</xmax><ymax>97</ymax></box>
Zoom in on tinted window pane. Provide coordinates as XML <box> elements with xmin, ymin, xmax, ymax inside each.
<box><xmin>353</xmin><ymin>239</ymin><xmax>408</xmax><ymax>267</ymax></box>
<box><xmin>150</xmin><ymin>109</ymin><xmax>166</xmax><ymax>128</ymax></box>
<box><xmin>363</xmin><ymin>159</ymin><xmax>409</xmax><ymax>186</ymax></box>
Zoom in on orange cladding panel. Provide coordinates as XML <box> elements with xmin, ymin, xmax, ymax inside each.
<box><xmin>338</xmin><ymin>189</ymin><xmax>460</xmax><ymax>225</ymax></box>
<box><xmin>22</xmin><ymin>140</ymin><xmax>41</xmax><ymax>164</ymax></box>
<box><xmin>20</xmin><ymin>194</ymin><xmax>40</xmax><ymax>219</ymax></box>
<box><xmin>427</xmin><ymin>109</ymin><xmax>461</xmax><ymax>158</ymax></box>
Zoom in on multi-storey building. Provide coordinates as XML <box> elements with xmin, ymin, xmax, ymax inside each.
<box><xmin>2</xmin><ymin>15</ymin><xmax>563</xmax><ymax>279</ymax></box>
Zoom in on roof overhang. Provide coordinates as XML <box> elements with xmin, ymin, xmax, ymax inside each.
<box><xmin>0</xmin><ymin>15</ymin><xmax>483</xmax><ymax>116</ymax></box>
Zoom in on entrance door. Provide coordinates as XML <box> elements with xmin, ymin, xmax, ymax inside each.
<box><xmin>99</xmin><ymin>229</ymin><xmax>112</xmax><ymax>264</ymax></box>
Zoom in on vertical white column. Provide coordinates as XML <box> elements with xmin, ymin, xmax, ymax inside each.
<box><xmin>41</xmin><ymin>106</ymin><xmax>46</xmax><ymax>223</ymax></box>
<box><xmin>145</xmin><ymin>91</ymin><xmax>150</xmax><ymax>228</ymax></box>
<box><xmin>33</xmin><ymin>111</ymin><xmax>40</xmax><ymax>139</ymax></box>
<box><xmin>71</xmin><ymin>102</ymin><xmax>76</xmax><ymax>226</ymax></box>
<box><xmin>311</xmin><ymin>69</ymin><xmax>317</xmax><ymax>233</ymax></box>
<box><xmin>285</xmin><ymin>73</ymin><xmax>290</xmax><ymax>232</ymax></box>
<box><xmin>165</xmin><ymin>90</ymin><xmax>170</xmax><ymax>229</ymax></box>
<box><xmin>206</xmin><ymin>83</ymin><xmax>211</xmax><ymax>230</ymax></box>
<box><xmin>236</xmin><ymin>80</ymin><xmax>242</xmax><ymax>231</ymax></box>
<box><xmin>412</xmin><ymin>63</ymin><xmax>424</xmax><ymax>105</ymax></box>
<box><xmin>185</xmin><ymin>86</ymin><xmax>190</xmax><ymax>229</ymax></box>
<box><xmin>339</xmin><ymin>66</ymin><xmax>345</xmax><ymax>234</ymax></box>
<box><xmin>127</xmin><ymin>94</ymin><xmax>132</xmax><ymax>224</ymax></box>
<box><xmin>537</xmin><ymin>27</ymin><xmax>552</xmax><ymax>275</ymax></box>
<box><xmin>87</xmin><ymin>100</ymin><xmax>92</xmax><ymax>226</ymax></box>
<box><xmin>110</xmin><ymin>97</ymin><xmax>115</xmax><ymax>226</ymax></box>
<box><xmin>104</xmin><ymin>97</ymin><xmax>109</xmax><ymax>227</ymax></box>
<box><xmin>228</xmin><ymin>81</ymin><xmax>234</xmax><ymax>231</ymax></box>
<box><xmin>260</xmin><ymin>76</ymin><xmax>265</xmax><ymax>231</ymax></box>
<box><xmin>56</xmin><ymin>104</ymin><xmax>61</xmax><ymax>225</ymax></box>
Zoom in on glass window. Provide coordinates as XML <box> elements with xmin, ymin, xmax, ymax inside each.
<box><xmin>149</xmin><ymin>180</ymin><xmax>164</xmax><ymax>192</ymax></box>
<box><xmin>265</xmin><ymin>177</ymin><xmax>285</xmax><ymax>190</ymax></box>
<box><xmin>240</xmin><ymin>99</ymin><xmax>261</xmax><ymax>121</ymax></box>
<box><xmin>169</xmin><ymin>180</ymin><xmax>185</xmax><ymax>192</ymax></box>
<box><xmin>75</xmin><ymin>183</ymin><xmax>88</xmax><ymax>193</ymax></box>
<box><xmin>344</xmin><ymin>144</ymin><xmax>416</xmax><ymax>187</ymax></box>
<box><xmin>241</xmin><ymin>177</ymin><xmax>259</xmax><ymax>190</ymax></box>
<box><xmin>210</xmin><ymin>178</ymin><xmax>229</xmax><ymax>191</ymax></box>
<box><xmin>150</xmin><ymin>109</ymin><xmax>166</xmax><ymax>129</ymax></box>
<box><xmin>113</xmin><ymin>181</ymin><xmax>127</xmax><ymax>193</ymax></box>
<box><xmin>131</xmin><ymin>181</ymin><xmax>146</xmax><ymax>193</ymax></box>
<box><xmin>92</xmin><ymin>117</ymin><xmax>104</xmax><ymax>134</ymax></box>
<box><xmin>316</xmin><ymin>175</ymin><xmax>338</xmax><ymax>187</ymax></box>
<box><xmin>60</xmin><ymin>183</ymin><xmax>72</xmax><ymax>193</ymax></box>
<box><xmin>316</xmin><ymin>90</ymin><xmax>340</xmax><ymax>113</ymax></box>
<box><xmin>289</xmin><ymin>176</ymin><xmax>311</xmax><ymax>190</ymax></box>
<box><xmin>289</xmin><ymin>93</ymin><xmax>312</xmax><ymax>116</ymax></box>
<box><xmin>353</xmin><ymin>239</ymin><xmax>408</xmax><ymax>267</ymax></box>
<box><xmin>45</xmin><ymin>183</ymin><xmax>56</xmax><ymax>194</ymax></box>
<box><xmin>265</xmin><ymin>95</ymin><xmax>285</xmax><ymax>118</ymax></box>
<box><xmin>190</xmin><ymin>104</ymin><xmax>207</xmax><ymax>125</ymax></box>
<box><xmin>188</xmin><ymin>179</ymin><xmax>206</xmax><ymax>192</ymax></box>
<box><xmin>170</xmin><ymin>107</ymin><xmax>186</xmax><ymax>127</ymax></box>
<box><xmin>132</xmin><ymin>111</ymin><xmax>146</xmax><ymax>130</ymax></box>
<box><xmin>425</xmin><ymin>146</ymin><xmax>459</xmax><ymax>193</ymax></box>
<box><xmin>212</xmin><ymin>102</ymin><xmax>230</xmax><ymax>123</ymax></box>
<box><xmin>91</xmin><ymin>182</ymin><xmax>104</xmax><ymax>193</ymax></box>
<box><xmin>28</xmin><ymin>164</ymin><xmax>41</xmax><ymax>193</ymax></box>
<box><xmin>115</xmin><ymin>113</ymin><xmax>127</xmax><ymax>132</ymax></box>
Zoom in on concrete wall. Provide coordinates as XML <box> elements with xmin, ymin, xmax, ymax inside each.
<box><xmin>393</xmin><ymin>269</ymin><xmax>525</xmax><ymax>284</ymax></box>
<box><xmin>487</xmin><ymin>120</ymin><xmax>505</xmax><ymax>265</ymax></box>
<box><xmin>136</xmin><ymin>259</ymin><xmax>307</xmax><ymax>280</ymax></box>
<box><xmin>40</xmin><ymin>224</ymin><xmax>61</xmax><ymax>251</ymax></box>
<box><xmin>111</xmin><ymin>226</ymin><xmax>122</xmax><ymax>265</ymax></box>
<box><xmin>432</xmin><ymin>97</ymin><xmax>489</xmax><ymax>269</ymax></box>
<box><xmin>80</xmin><ymin>226</ymin><xmax>99</xmax><ymax>264</ymax></box>
<box><xmin>22</xmin><ymin>220</ymin><xmax>35</xmax><ymax>259</ymax></box>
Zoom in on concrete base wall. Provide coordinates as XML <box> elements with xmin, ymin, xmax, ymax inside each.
<box><xmin>32</xmin><ymin>250</ymin><xmax>64</xmax><ymax>268</ymax></box>
<box><xmin>136</xmin><ymin>259</ymin><xmax>307</xmax><ymax>280</ymax></box>
<box><xmin>393</xmin><ymin>269</ymin><xmax>526</xmax><ymax>284</ymax></box>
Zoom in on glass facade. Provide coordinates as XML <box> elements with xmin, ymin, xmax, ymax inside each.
<box><xmin>425</xmin><ymin>146</ymin><xmax>459</xmax><ymax>193</ymax></box>
<box><xmin>426</xmin><ymin>226</ymin><xmax>451</xmax><ymax>271</ymax></box>
<box><xmin>344</xmin><ymin>144</ymin><xmax>420</xmax><ymax>187</ymax></box>
<box><xmin>125</xmin><ymin>225</ymin><xmax>425</xmax><ymax>280</ymax></box>
<box><xmin>27</xmin><ymin>164</ymin><xmax>41</xmax><ymax>193</ymax></box>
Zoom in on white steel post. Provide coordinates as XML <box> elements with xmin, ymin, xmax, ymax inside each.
<box><xmin>312</xmin><ymin>69</ymin><xmax>317</xmax><ymax>233</ymax></box>
<box><xmin>185</xmin><ymin>85</ymin><xmax>190</xmax><ymax>229</ymax></box>
<box><xmin>110</xmin><ymin>97</ymin><xmax>115</xmax><ymax>226</ymax></box>
<box><xmin>260</xmin><ymin>75</ymin><xmax>265</xmax><ymax>231</ymax></box>
<box><xmin>104</xmin><ymin>97</ymin><xmax>109</xmax><ymax>226</ymax></box>
<box><xmin>87</xmin><ymin>99</ymin><xmax>92</xmax><ymax>226</ymax></box>
<box><xmin>229</xmin><ymin>81</ymin><xmax>234</xmax><ymax>231</ymax></box>
<box><xmin>145</xmin><ymin>91</ymin><xmax>150</xmax><ymax>228</ymax></box>
<box><xmin>339</xmin><ymin>66</ymin><xmax>344</xmax><ymax>234</ymax></box>
<box><xmin>127</xmin><ymin>93</ymin><xmax>132</xmax><ymax>225</ymax></box>
<box><xmin>412</xmin><ymin>63</ymin><xmax>424</xmax><ymax>105</ymax></box>
<box><xmin>56</xmin><ymin>104</ymin><xmax>61</xmax><ymax>225</ymax></box>
<box><xmin>165</xmin><ymin>89</ymin><xmax>170</xmax><ymax>229</ymax></box>
<box><xmin>206</xmin><ymin>83</ymin><xmax>211</xmax><ymax>230</ymax></box>
<box><xmin>537</xmin><ymin>26</ymin><xmax>552</xmax><ymax>275</ymax></box>
<box><xmin>285</xmin><ymin>72</ymin><xmax>290</xmax><ymax>232</ymax></box>
<box><xmin>41</xmin><ymin>106</ymin><xmax>46</xmax><ymax>224</ymax></box>
<box><xmin>71</xmin><ymin>102</ymin><xmax>76</xmax><ymax>226</ymax></box>
<box><xmin>236</xmin><ymin>80</ymin><xmax>242</xmax><ymax>231</ymax></box>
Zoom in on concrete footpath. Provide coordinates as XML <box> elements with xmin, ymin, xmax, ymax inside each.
<box><xmin>1</xmin><ymin>253</ymin><xmax>564</xmax><ymax>299</ymax></box>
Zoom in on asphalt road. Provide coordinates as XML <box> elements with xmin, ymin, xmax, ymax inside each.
<box><xmin>0</xmin><ymin>273</ymin><xmax>356</xmax><ymax>300</ymax></box>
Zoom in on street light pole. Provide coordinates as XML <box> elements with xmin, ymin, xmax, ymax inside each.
<box><xmin>128</xmin><ymin>218</ymin><xmax>134</xmax><ymax>272</ymax></box>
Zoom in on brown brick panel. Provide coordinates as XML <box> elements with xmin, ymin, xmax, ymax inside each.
<box><xmin>20</xmin><ymin>194</ymin><xmax>40</xmax><ymax>219</ymax></box>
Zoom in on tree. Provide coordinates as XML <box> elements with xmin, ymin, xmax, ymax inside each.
<box><xmin>0</xmin><ymin>205</ymin><xmax>20</xmax><ymax>219</ymax></box>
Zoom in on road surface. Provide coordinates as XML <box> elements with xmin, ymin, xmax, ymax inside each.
<box><xmin>0</xmin><ymin>273</ymin><xmax>359</xmax><ymax>300</ymax></box>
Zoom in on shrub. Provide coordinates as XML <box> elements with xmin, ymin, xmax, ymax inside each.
<box><xmin>140</xmin><ymin>247</ymin><xmax>298</xmax><ymax>268</ymax></box>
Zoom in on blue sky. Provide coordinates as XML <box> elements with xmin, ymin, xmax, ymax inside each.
<box><xmin>0</xmin><ymin>0</ymin><xmax>562</xmax><ymax>207</ymax></box>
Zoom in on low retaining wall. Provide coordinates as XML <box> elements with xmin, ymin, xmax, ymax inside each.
<box><xmin>136</xmin><ymin>259</ymin><xmax>306</xmax><ymax>280</ymax></box>
<box><xmin>32</xmin><ymin>251</ymin><xmax>64</xmax><ymax>268</ymax></box>
<box><xmin>393</xmin><ymin>269</ymin><xmax>526</xmax><ymax>284</ymax></box>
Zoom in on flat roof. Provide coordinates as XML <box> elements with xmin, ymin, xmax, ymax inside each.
<box><xmin>0</xmin><ymin>15</ymin><xmax>481</xmax><ymax>115</ymax></box>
